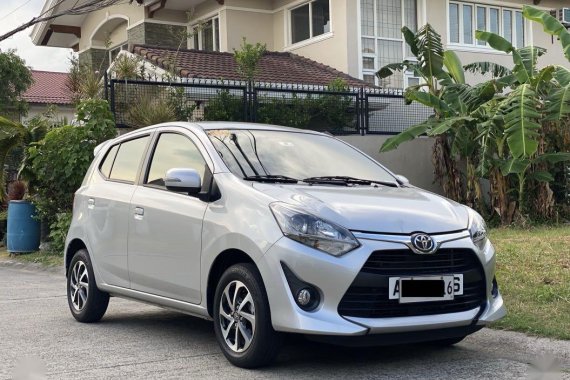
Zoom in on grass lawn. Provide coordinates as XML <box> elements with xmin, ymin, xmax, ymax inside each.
<box><xmin>0</xmin><ymin>249</ymin><xmax>63</xmax><ymax>267</ymax></box>
<box><xmin>490</xmin><ymin>226</ymin><xmax>570</xmax><ymax>340</ymax></box>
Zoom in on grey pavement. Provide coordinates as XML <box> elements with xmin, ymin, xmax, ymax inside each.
<box><xmin>0</xmin><ymin>264</ymin><xmax>568</xmax><ymax>380</ymax></box>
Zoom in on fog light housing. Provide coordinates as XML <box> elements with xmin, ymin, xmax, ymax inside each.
<box><xmin>281</xmin><ymin>262</ymin><xmax>321</xmax><ymax>311</ymax></box>
<box><xmin>492</xmin><ymin>276</ymin><xmax>499</xmax><ymax>298</ymax></box>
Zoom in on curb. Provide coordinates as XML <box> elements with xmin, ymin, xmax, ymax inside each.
<box><xmin>0</xmin><ymin>256</ymin><xmax>65</xmax><ymax>275</ymax></box>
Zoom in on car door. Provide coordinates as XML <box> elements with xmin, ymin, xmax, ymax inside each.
<box><xmin>84</xmin><ymin>134</ymin><xmax>151</xmax><ymax>288</ymax></box>
<box><xmin>127</xmin><ymin>129</ymin><xmax>211</xmax><ymax>304</ymax></box>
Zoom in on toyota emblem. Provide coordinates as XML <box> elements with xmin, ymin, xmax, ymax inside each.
<box><xmin>410</xmin><ymin>233</ymin><xmax>437</xmax><ymax>254</ymax></box>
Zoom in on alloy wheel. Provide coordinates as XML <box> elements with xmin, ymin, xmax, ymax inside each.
<box><xmin>70</xmin><ymin>261</ymin><xmax>89</xmax><ymax>311</ymax></box>
<box><xmin>219</xmin><ymin>280</ymin><xmax>256</xmax><ymax>353</ymax></box>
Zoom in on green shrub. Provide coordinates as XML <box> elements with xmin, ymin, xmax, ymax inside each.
<box><xmin>256</xmin><ymin>94</ymin><xmax>312</xmax><ymax>128</ymax></box>
<box><xmin>256</xmin><ymin>79</ymin><xmax>354</xmax><ymax>131</ymax></box>
<box><xmin>167</xmin><ymin>87</ymin><xmax>197</xmax><ymax>122</ymax></box>
<box><xmin>203</xmin><ymin>79</ymin><xmax>354</xmax><ymax>131</ymax></box>
<box><xmin>75</xmin><ymin>99</ymin><xmax>117</xmax><ymax>141</ymax></box>
<box><xmin>48</xmin><ymin>212</ymin><xmax>72</xmax><ymax>255</ymax></box>
<box><xmin>203</xmin><ymin>90</ymin><xmax>245</xmax><ymax>121</ymax></box>
<box><xmin>23</xmin><ymin>99</ymin><xmax>116</xmax><ymax>225</ymax></box>
<box><xmin>126</xmin><ymin>94</ymin><xmax>177</xmax><ymax>128</ymax></box>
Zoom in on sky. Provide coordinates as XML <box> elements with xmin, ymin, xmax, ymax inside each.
<box><xmin>0</xmin><ymin>0</ymin><xmax>73</xmax><ymax>72</ymax></box>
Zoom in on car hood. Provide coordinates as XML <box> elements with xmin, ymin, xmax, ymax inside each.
<box><xmin>252</xmin><ymin>183</ymin><xmax>469</xmax><ymax>234</ymax></box>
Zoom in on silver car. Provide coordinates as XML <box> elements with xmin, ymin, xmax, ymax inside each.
<box><xmin>65</xmin><ymin>122</ymin><xmax>506</xmax><ymax>368</ymax></box>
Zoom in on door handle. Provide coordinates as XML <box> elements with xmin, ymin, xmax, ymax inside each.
<box><xmin>134</xmin><ymin>207</ymin><xmax>144</xmax><ymax>220</ymax></box>
<box><xmin>87</xmin><ymin>198</ymin><xmax>95</xmax><ymax>209</ymax></box>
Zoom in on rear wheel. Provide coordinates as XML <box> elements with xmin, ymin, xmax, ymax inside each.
<box><xmin>67</xmin><ymin>249</ymin><xmax>109</xmax><ymax>323</ymax></box>
<box><xmin>213</xmin><ymin>263</ymin><xmax>281</xmax><ymax>368</ymax></box>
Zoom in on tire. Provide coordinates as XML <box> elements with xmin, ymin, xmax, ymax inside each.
<box><xmin>66</xmin><ymin>249</ymin><xmax>109</xmax><ymax>323</ymax></box>
<box><xmin>213</xmin><ymin>263</ymin><xmax>281</xmax><ymax>368</ymax></box>
<box><xmin>429</xmin><ymin>336</ymin><xmax>466</xmax><ymax>346</ymax></box>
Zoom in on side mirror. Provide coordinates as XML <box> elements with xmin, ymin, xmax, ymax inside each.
<box><xmin>395</xmin><ymin>174</ymin><xmax>410</xmax><ymax>186</ymax></box>
<box><xmin>164</xmin><ymin>168</ymin><xmax>201</xmax><ymax>194</ymax></box>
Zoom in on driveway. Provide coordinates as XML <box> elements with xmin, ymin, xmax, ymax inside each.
<box><xmin>0</xmin><ymin>264</ymin><xmax>568</xmax><ymax>380</ymax></box>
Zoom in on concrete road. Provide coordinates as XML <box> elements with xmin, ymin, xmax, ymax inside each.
<box><xmin>0</xmin><ymin>264</ymin><xmax>568</xmax><ymax>380</ymax></box>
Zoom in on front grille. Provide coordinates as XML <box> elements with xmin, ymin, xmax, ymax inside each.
<box><xmin>338</xmin><ymin>248</ymin><xmax>486</xmax><ymax>318</ymax></box>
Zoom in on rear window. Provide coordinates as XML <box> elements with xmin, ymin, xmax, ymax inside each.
<box><xmin>99</xmin><ymin>144</ymin><xmax>119</xmax><ymax>178</ymax></box>
<box><xmin>100</xmin><ymin>136</ymin><xmax>150</xmax><ymax>183</ymax></box>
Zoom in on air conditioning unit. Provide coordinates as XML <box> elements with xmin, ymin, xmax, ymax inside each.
<box><xmin>557</xmin><ymin>8</ymin><xmax>570</xmax><ymax>25</ymax></box>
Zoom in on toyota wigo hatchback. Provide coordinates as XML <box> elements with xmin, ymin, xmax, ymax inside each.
<box><xmin>65</xmin><ymin>122</ymin><xmax>505</xmax><ymax>368</ymax></box>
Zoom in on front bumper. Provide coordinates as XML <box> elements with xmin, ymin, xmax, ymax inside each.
<box><xmin>258</xmin><ymin>231</ymin><xmax>506</xmax><ymax>338</ymax></box>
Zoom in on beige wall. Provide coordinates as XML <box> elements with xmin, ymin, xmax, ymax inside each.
<box><xmin>225</xmin><ymin>9</ymin><xmax>275</xmax><ymax>51</ymax></box>
<box><xmin>340</xmin><ymin>135</ymin><xmax>442</xmax><ymax>194</ymax></box>
<box><xmin>279</xmin><ymin>0</ymin><xmax>350</xmax><ymax>73</ymax></box>
<box><xmin>187</xmin><ymin>0</ymin><xmax>354</xmax><ymax>74</ymax></box>
<box><xmin>78</xmin><ymin>3</ymin><xmax>144</xmax><ymax>50</ymax></box>
<box><xmin>108</xmin><ymin>22</ymin><xmax>128</xmax><ymax>48</ymax></box>
<box><xmin>22</xmin><ymin>105</ymin><xmax>76</xmax><ymax>125</ymax></box>
<box><xmin>152</xmin><ymin>9</ymin><xmax>190</xmax><ymax>23</ymax></box>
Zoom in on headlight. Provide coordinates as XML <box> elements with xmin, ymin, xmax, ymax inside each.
<box><xmin>270</xmin><ymin>203</ymin><xmax>360</xmax><ymax>256</ymax></box>
<box><xmin>468</xmin><ymin>209</ymin><xmax>488</xmax><ymax>250</ymax></box>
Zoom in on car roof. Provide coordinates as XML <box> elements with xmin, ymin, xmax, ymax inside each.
<box><xmin>124</xmin><ymin>121</ymin><xmax>327</xmax><ymax>136</ymax></box>
<box><xmin>194</xmin><ymin>121</ymin><xmax>323</xmax><ymax>134</ymax></box>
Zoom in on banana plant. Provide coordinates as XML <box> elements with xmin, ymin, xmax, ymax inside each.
<box><xmin>377</xmin><ymin>25</ymin><xmax>509</xmax><ymax>153</ymax></box>
<box><xmin>378</xmin><ymin>21</ymin><xmax>570</xmax><ymax>220</ymax></box>
<box><xmin>523</xmin><ymin>6</ymin><xmax>570</xmax><ymax>123</ymax></box>
<box><xmin>377</xmin><ymin>24</ymin><xmax>511</xmax><ymax>208</ymax></box>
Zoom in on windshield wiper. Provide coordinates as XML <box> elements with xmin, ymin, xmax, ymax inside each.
<box><xmin>302</xmin><ymin>176</ymin><xmax>398</xmax><ymax>187</ymax></box>
<box><xmin>244</xmin><ymin>175</ymin><xmax>299</xmax><ymax>184</ymax></box>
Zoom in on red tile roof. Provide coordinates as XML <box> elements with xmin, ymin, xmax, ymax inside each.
<box><xmin>23</xmin><ymin>70</ymin><xmax>73</xmax><ymax>105</ymax></box>
<box><xmin>133</xmin><ymin>45</ymin><xmax>370</xmax><ymax>87</ymax></box>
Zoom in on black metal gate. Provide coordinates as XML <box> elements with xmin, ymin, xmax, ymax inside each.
<box><xmin>106</xmin><ymin>76</ymin><xmax>431</xmax><ymax>136</ymax></box>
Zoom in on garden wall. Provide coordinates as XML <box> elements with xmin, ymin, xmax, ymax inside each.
<box><xmin>340</xmin><ymin>135</ymin><xmax>442</xmax><ymax>194</ymax></box>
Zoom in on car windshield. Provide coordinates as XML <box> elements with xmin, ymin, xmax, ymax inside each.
<box><xmin>207</xmin><ymin>129</ymin><xmax>397</xmax><ymax>184</ymax></box>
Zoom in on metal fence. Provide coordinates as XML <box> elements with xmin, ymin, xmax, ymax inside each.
<box><xmin>106</xmin><ymin>76</ymin><xmax>432</xmax><ymax>135</ymax></box>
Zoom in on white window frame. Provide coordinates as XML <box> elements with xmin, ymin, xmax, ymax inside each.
<box><xmin>191</xmin><ymin>16</ymin><xmax>220</xmax><ymax>52</ymax></box>
<box><xmin>360</xmin><ymin>0</ymin><xmax>419</xmax><ymax>88</ymax></box>
<box><xmin>109</xmin><ymin>42</ymin><xmax>128</xmax><ymax>63</ymax></box>
<box><xmin>287</xmin><ymin>0</ymin><xmax>333</xmax><ymax>47</ymax></box>
<box><xmin>447</xmin><ymin>1</ymin><xmax>526</xmax><ymax>50</ymax></box>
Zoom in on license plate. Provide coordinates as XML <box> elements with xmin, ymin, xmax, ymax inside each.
<box><xmin>388</xmin><ymin>274</ymin><xmax>464</xmax><ymax>303</ymax></box>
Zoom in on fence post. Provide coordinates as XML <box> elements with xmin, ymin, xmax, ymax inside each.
<box><xmin>245</xmin><ymin>81</ymin><xmax>250</xmax><ymax>122</ymax></box>
<box><xmin>360</xmin><ymin>88</ymin><xmax>366</xmax><ymax>136</ymax></box>
<box><xmin>251</xmin><ymin>84</ymin><xmax>258</xmax><ymax>123</ymax></box>
<box><xmin>109</xmin><ymin>80</ymin><xmax>116</xmax><ymax>120</ymax></box>
<box><xmin>104</xmin><ymin>71</ymin><xmax>109</xmax><ymax>101</ymax></box>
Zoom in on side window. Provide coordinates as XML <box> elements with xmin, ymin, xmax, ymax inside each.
<box><xmin>99</xmin><ymin>144</ymin><xmax>119</xmax><ymax>178</ymax></box>
<box><xmin>146</xmin><ymin>133</ymin><xmax>207</xmax><ymax>188</ymax></box>
<box><xmin>109</xmin><ymin>136</ymin><xmax>150</xmax><ymax>183</ymax></box>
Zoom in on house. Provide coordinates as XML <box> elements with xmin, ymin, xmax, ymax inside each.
<box><xmin>30</xmin><ymin>0</ymin><xmax>569</xmax><ymax>89</ymax></box>
<box><xmin>22</xmin><ymin>70</ymin><xmax>75</xmax><ymax>123</ymax></box>
<box><xmin>27</xmin><ymin>0</ymin><xmax>570</xmax><ymax>194</ymax></box>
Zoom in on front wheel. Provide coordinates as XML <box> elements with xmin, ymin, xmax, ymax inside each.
<box><xmin>213</xmin><ymin>263</ymin><xmax>281</xmax><ymax>368</ymax></box>
<box><xmin>67</xmin><ymin>249</ymin><xmax>109</xmax><ymax>323</ymax></box>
